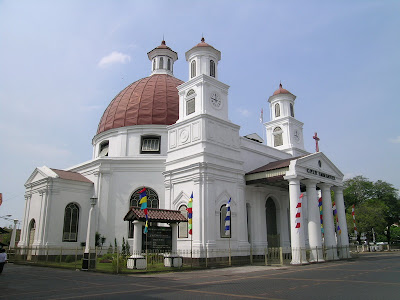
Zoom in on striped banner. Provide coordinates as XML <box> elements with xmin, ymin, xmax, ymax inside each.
<box><xmin>352</xmin><ymin>204</ymin><xmax>357</xmax><ymax>235</ymax></box>
<box><xmin>225</xmin><ymin>198</ymin><xmax>231</xmax><ymax>236</ymax></box>
<box><xmin>318</xmin><ymin>197</ymin><xmax>324</xmax><ymax>236</ymax></box>
<box><xmin>332</xmin><ymin>201</ymin><xmax>341</xmax><ymax>235</ymax></box>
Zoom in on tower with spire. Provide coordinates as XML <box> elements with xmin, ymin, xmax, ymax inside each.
<box><xmin>265</xmin><ymin>83</ymin><xmax>308</xmax><ymax>157</ymax></box>
<box><xmin>164</xmin><ymin>38</ymin><xmax>248</xmax><ymax>254</ymax></box>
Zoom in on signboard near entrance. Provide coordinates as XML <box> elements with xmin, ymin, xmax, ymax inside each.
<box><xmin>142</xmin><ymin>226</ymin><xmax>172</xmax><ymax>252</ymax></box>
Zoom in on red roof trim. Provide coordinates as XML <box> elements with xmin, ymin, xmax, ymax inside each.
<box><xmin>50</xmin><ymin>169</ymin><xmax>93</xmax><ymax>183</ymax></box>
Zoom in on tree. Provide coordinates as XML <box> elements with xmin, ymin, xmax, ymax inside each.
<box><xmin>343</xmin><ymin>176</ymin><xmax>374</xmax><ymax>209</ymax></box>
<box><xmin>344</xmin><ymin>176</ymin><xmax>400</xmax><ymax>243</ymax></box>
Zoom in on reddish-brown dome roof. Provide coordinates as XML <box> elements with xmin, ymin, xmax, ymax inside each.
<box><xmin>97</xmin><ymin>74</ymin><xmax>184</xmax><ymax>135</ymax></box>
<box><xmin>273</xmin><ymin>83</ymin><xmax>291</xmax><ymax>96</ymax></box>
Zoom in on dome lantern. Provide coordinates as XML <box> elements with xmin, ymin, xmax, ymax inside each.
<box><xmin>147</xmin><ymin>40</ymin><xmax>178</xmax><ymax>76</ymax></box>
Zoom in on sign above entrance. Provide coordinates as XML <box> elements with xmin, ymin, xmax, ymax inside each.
<box><xmin>307</xmin><ymin>168</ymin><xmax>336</xmax><ymax>180</ymax></box>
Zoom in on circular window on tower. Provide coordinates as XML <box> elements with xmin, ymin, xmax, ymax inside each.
<box><xmin>318</xmin><ymin>160</ymin><xmax>322</xmax><ymax>168</ymax></box>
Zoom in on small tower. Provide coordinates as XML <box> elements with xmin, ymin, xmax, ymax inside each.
<box><xmin>185</xmin><ymin>37</ymin><xmax>221</xmax><ymax>80</ymax></box>
<box><xmin>176</xmin><ymin>37</ymin><xmax>229</xmax><ymax>123</ymax></box>
<box><xmin>147</xmin><ymin>40</ymin><xmax>178</xmax><ymax>76</ymax></box>
<box><xmin>165</xmin><ymin>38</ymin><xmax>246</xmax><ymax>255</ymax></box>
<box><xmin>265</xmin><ymin>84</ymin><xmax>308</xmax><ymax>157</ymax></box>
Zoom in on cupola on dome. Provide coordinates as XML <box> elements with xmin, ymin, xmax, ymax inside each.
<box><xmin>272</xmin><ymin>83</ymin><xmax>292</xmax><ymax>96</ymax></box>
<box><xmin>96</xmin><ymin>41</ymin><xmax>184</xmax><ymax>135</ymax></box>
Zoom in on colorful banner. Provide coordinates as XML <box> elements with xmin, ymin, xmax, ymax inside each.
<box><xmin>225</xmin><ymin>198</ymin><xmax>231</xmax><ymax>236</ymax></box>
<box><xmin>187</xmin><ymin>192</ymin><xmax>193</xmax><ymax>235</ymax></box>
<box><xmin>139</xmin><ymin>187</ymin><xmax>148</xmax><ymax>234</ymax></box>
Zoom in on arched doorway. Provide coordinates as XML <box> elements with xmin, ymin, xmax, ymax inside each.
<box><xmin>266</xmin><ymin>198</ymin><xmax>280</xmax><ymax>247</ymax></box>
<box><xmin>128</xmin><ymin>187</ymin><xmax>159</xmax><ymax>238</ymax></box>
<box><xmin>27</xmin><ymin>219</ymin><xmax>36</xmax><ymax>260</ymax></box>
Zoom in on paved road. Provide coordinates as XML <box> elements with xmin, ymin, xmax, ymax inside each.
<box><xmin>1</xmin><ymin>252</ymin><xmax>399</xmax><ymax>299</ymax></box>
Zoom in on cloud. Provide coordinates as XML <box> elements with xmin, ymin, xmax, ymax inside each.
<box><xmin>237</xmin><ymin>108</ymin><xmax>251</xmax><ymax>117</ymax></box>
<box><xmin>98</xmin><ymin>51</ymin><xmax>131</xmax><ymax>68</ymax></box>
<box><xmin>389</xmin><ymin>136</ymin><xmax>400</xmax><ymax>144</ymax></box>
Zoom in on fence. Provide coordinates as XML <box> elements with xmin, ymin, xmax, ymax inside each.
<box><xmin>5</xmin><ymin>244</ymin><xmax>386</xmax><ymax>274</ymax></box>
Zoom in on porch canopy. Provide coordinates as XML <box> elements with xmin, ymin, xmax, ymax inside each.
<box><xmin>124</xmin><ymin>207</ymin><xmax>187</xmax><ymax>223</ymax></box>
<box><xmin>245</xmin><ymin>156</ymin><xmax>303</xmax><ymax>188</ymax></box>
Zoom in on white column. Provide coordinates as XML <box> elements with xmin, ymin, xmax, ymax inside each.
<box><xmin>18</xmin><ymin>196</ymin><xmax>30</xmax><ymax>247</ymax></box>
<box><xmin>171</xmin><ymin>223</ymin><xmax>178</xmax><ymax>254</ymax></box>
<box><xmin>333</xmin><ymin>186</ymin><xmax>350</xmax><ymax>259</ymax></box>
<box><xmin>287</xmin><ymin>177</ymin><xmax>307</xmax><ymax>265</ymax></box>
<box><xmin>237</xmin><ymin>183</ymin><xmax>250</xmax><ymax>250</ymax></box>
<box><xmin>304</xmin><ymin>180</ymin><xmax>324</xmax><ymax>262</ymax></box>
<box><xmin>319</xmin><ymin>183</ymin><xmax>338</xmax><ymax>260</ymax></box>
<box><xmin>132</xmin><ymin>220</ymin><xmax>143</xmax><ymax>257</ymax></box>
<box><xmin>9</xmin><ymin>219</ymin><xmax>19</xmax><ymax>248</ymax></box>
<box><xmin>84</xmin><ymin>198</ymin><xmax>97</xmax><ymax>253</ymax></box>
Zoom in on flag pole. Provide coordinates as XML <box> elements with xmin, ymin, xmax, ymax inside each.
<box><xmin>228</xmin><ymin>233</ymin><xmax>231</xmax><ymax>266</ymax></box>
<box><xmin>190</xmin><ymin>231</ymin><xmax>193</xmax><ymax>269</ymax></box>
<box><xmin>145</xmin><ymin>230</ymin><xmax>148</xmax><ymax>270</ymax></box>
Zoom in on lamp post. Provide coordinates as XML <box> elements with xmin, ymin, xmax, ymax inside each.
<box><xmin>9</xmin><ymin>219</ymin><xmax>19</xmax><ymax>249</ymax></box>
<box><xmin>82</xmin><ymin>196</ymin><xmax>97</xmax><ymax>270</ymax></box>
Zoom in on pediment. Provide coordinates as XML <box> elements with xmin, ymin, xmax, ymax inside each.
<box><xmin>25</xmin><ymin>166</ymin><xmax>58</xmax><ymax>186</ymax></box>
<box><xmin>288</xmin><ymin>152</ymin><xmax>344</xmax><ymax>184</ymax></box>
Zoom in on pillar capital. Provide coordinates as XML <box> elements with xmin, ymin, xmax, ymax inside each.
<box><xmin>302</xmin><ymin>179</ymin><xmax>319</xmax><ymax>187</ymax></box>
<box><xmin>317</xmin><ymin>182</ymin><xmax>332</xmax><ymax>190</ymax></box>
<box><xmin>284</xmin><ymin>175</ymin><xmax>304</xmax><ymax>185</ymax></box>
<box><xmin>332</xmin><ymin>185</ymin><xmax>344</xmax><ymax>193</ymax></box>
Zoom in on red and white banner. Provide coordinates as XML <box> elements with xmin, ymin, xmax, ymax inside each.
<box><xmin>351</xmin><ymin>204</ymin><xmax>357</xmax><ymax>235</ymax></box>
<box><xmin>295</xmin><ymin>194</ymin><xmax>303</xmax><ymax>229</ymax></box>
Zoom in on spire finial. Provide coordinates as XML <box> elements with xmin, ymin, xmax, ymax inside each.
<box><xmin>279</xmin><ymin>81</ymin><xmax>282</xmax><ymax>88</ymax></box>
<box><xmin>201</xmin><ymin>33</ymin><xmax>205</xmax><ymax>43</ymax></box>
<box><xmin>161</xmin><ymin>34</ymin><xmax>165</xmax><ymax>45</ymax></box>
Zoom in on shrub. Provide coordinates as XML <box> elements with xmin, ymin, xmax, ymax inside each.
<box><xmin>100</xmin><ymin>253</ymin><xmax>114</xmax><ymax>260</ymax></box>
<box><xmin>111</xmin><ymin>254</ymin><xmax>126</xmax><ymax>273</ymax></box>
<box><xmin>65</xmin><ymin>255</ymin><xmax>74</xmax><ymax>263</ymax></box>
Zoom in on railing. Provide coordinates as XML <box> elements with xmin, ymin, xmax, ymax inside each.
<box><xmin>7</xmin><ymin>244</ymin><xmax>392</xmax><ymax>274</ymax></box>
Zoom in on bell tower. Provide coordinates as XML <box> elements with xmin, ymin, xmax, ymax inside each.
<box><xmin>164</xmin><ymin>38</ymin><xmax>248</xmax><ymax>254</ymax></box>
<box><xmin>265</xmin><ymin>84</ymin><xmax>308</xmax><ymax>157</ymax></box>
<box><xmin>176</xmin><ymin>37</ymin><xmax>229</xmax><ymax>123</ymax></box>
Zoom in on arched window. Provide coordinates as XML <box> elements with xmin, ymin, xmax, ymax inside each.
<box><xmin>191</xmin><ymin>60</ymin><xmax>196</xmax><ymax>78</ymax></box>
<box><xmin>153</xmin><ymin>59</ymin><xmax>156</xmax><ymax>71</ymax></box>
<box><xmin>290</xmin><ymin>103</ymin><xmax>294</xmax><ymax>117</ymax></box>
<box><xmin>99</xmin><ymin>140</ymin><xmax>109</xmax><ymax>157</ymax></box>
<box><xmin>220</xmin><ymin>205</ymin><xmax>231</xmax><ymax>238</ymax></box>
<box><xmin>28</xmin><ymin>219</ymin><xmax>36</xmax><ymax>246</ymax></box>
<box><xmin>273</xmin><ymin>127</ymin><xmax>283</xmax><ymax>147</ymax></box>
<box><xmin>210</xmin><ymin>60</ymin><xmax>215</xmax><ymax>77</ymax></box>
<box><xmin>130</xmin><ymin>187</ymin><xmax>159</xmax><ymax>209</ymax></box>
<box><xmin>186</xmin><ymin>89</ymin><xmax>196</xmax><ymax>115</ymax></box>
<box><xmin>159</xmin><ymin>57</ymin><xmax>164</xmax><ymax>69</ymax></box>
<box><xmin>63</xmin><ymin>203</ymin><xmax>79</xmax><ymax>242</ymax></box>
<box><xmin>178</xmin><ymin>205</ymin><xmax>188</xmax><ymax>238</ymax></box>
<box><xmin>167</xmin><ymin>58</ymin><xmax>171</xmax><ymax>70</ymax></box>
<box><xmin>266</xmin><ymin>198</ymin><xmax>279</xmax><ymax>247</ymax></box>
<box><xmin>275</xmin><ymin>103</ymin><xmax>280</xmax><ymax>117</ymax></box>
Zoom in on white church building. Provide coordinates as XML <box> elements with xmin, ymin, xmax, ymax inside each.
<box><xmin>19</xmin><ymin>38</ymin><xmax>350</xmax><ymax>264</ymax></box>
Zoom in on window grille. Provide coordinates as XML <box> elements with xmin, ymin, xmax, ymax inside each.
<box><xmin>63</xmin><ymin>203</ymin><xmax>79</xmax><ymax>242</ymax></box>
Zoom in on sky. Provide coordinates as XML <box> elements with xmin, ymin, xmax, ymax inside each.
<box><xmin>0</xmin><ymin>0</ymin><xmax>399</xmax><ymax>227</ymax></box>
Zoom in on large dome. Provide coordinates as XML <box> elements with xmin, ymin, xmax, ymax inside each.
<box><xmin>97</xmin><ymin>74</ymin><xmax>184</xmax><ymax>135</ymax></box>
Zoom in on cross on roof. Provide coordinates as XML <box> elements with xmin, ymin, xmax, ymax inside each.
<box><xmin>313</xmin><ymin>132</ymin><xmax>320</xmax><ymax>152</ymax></box>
